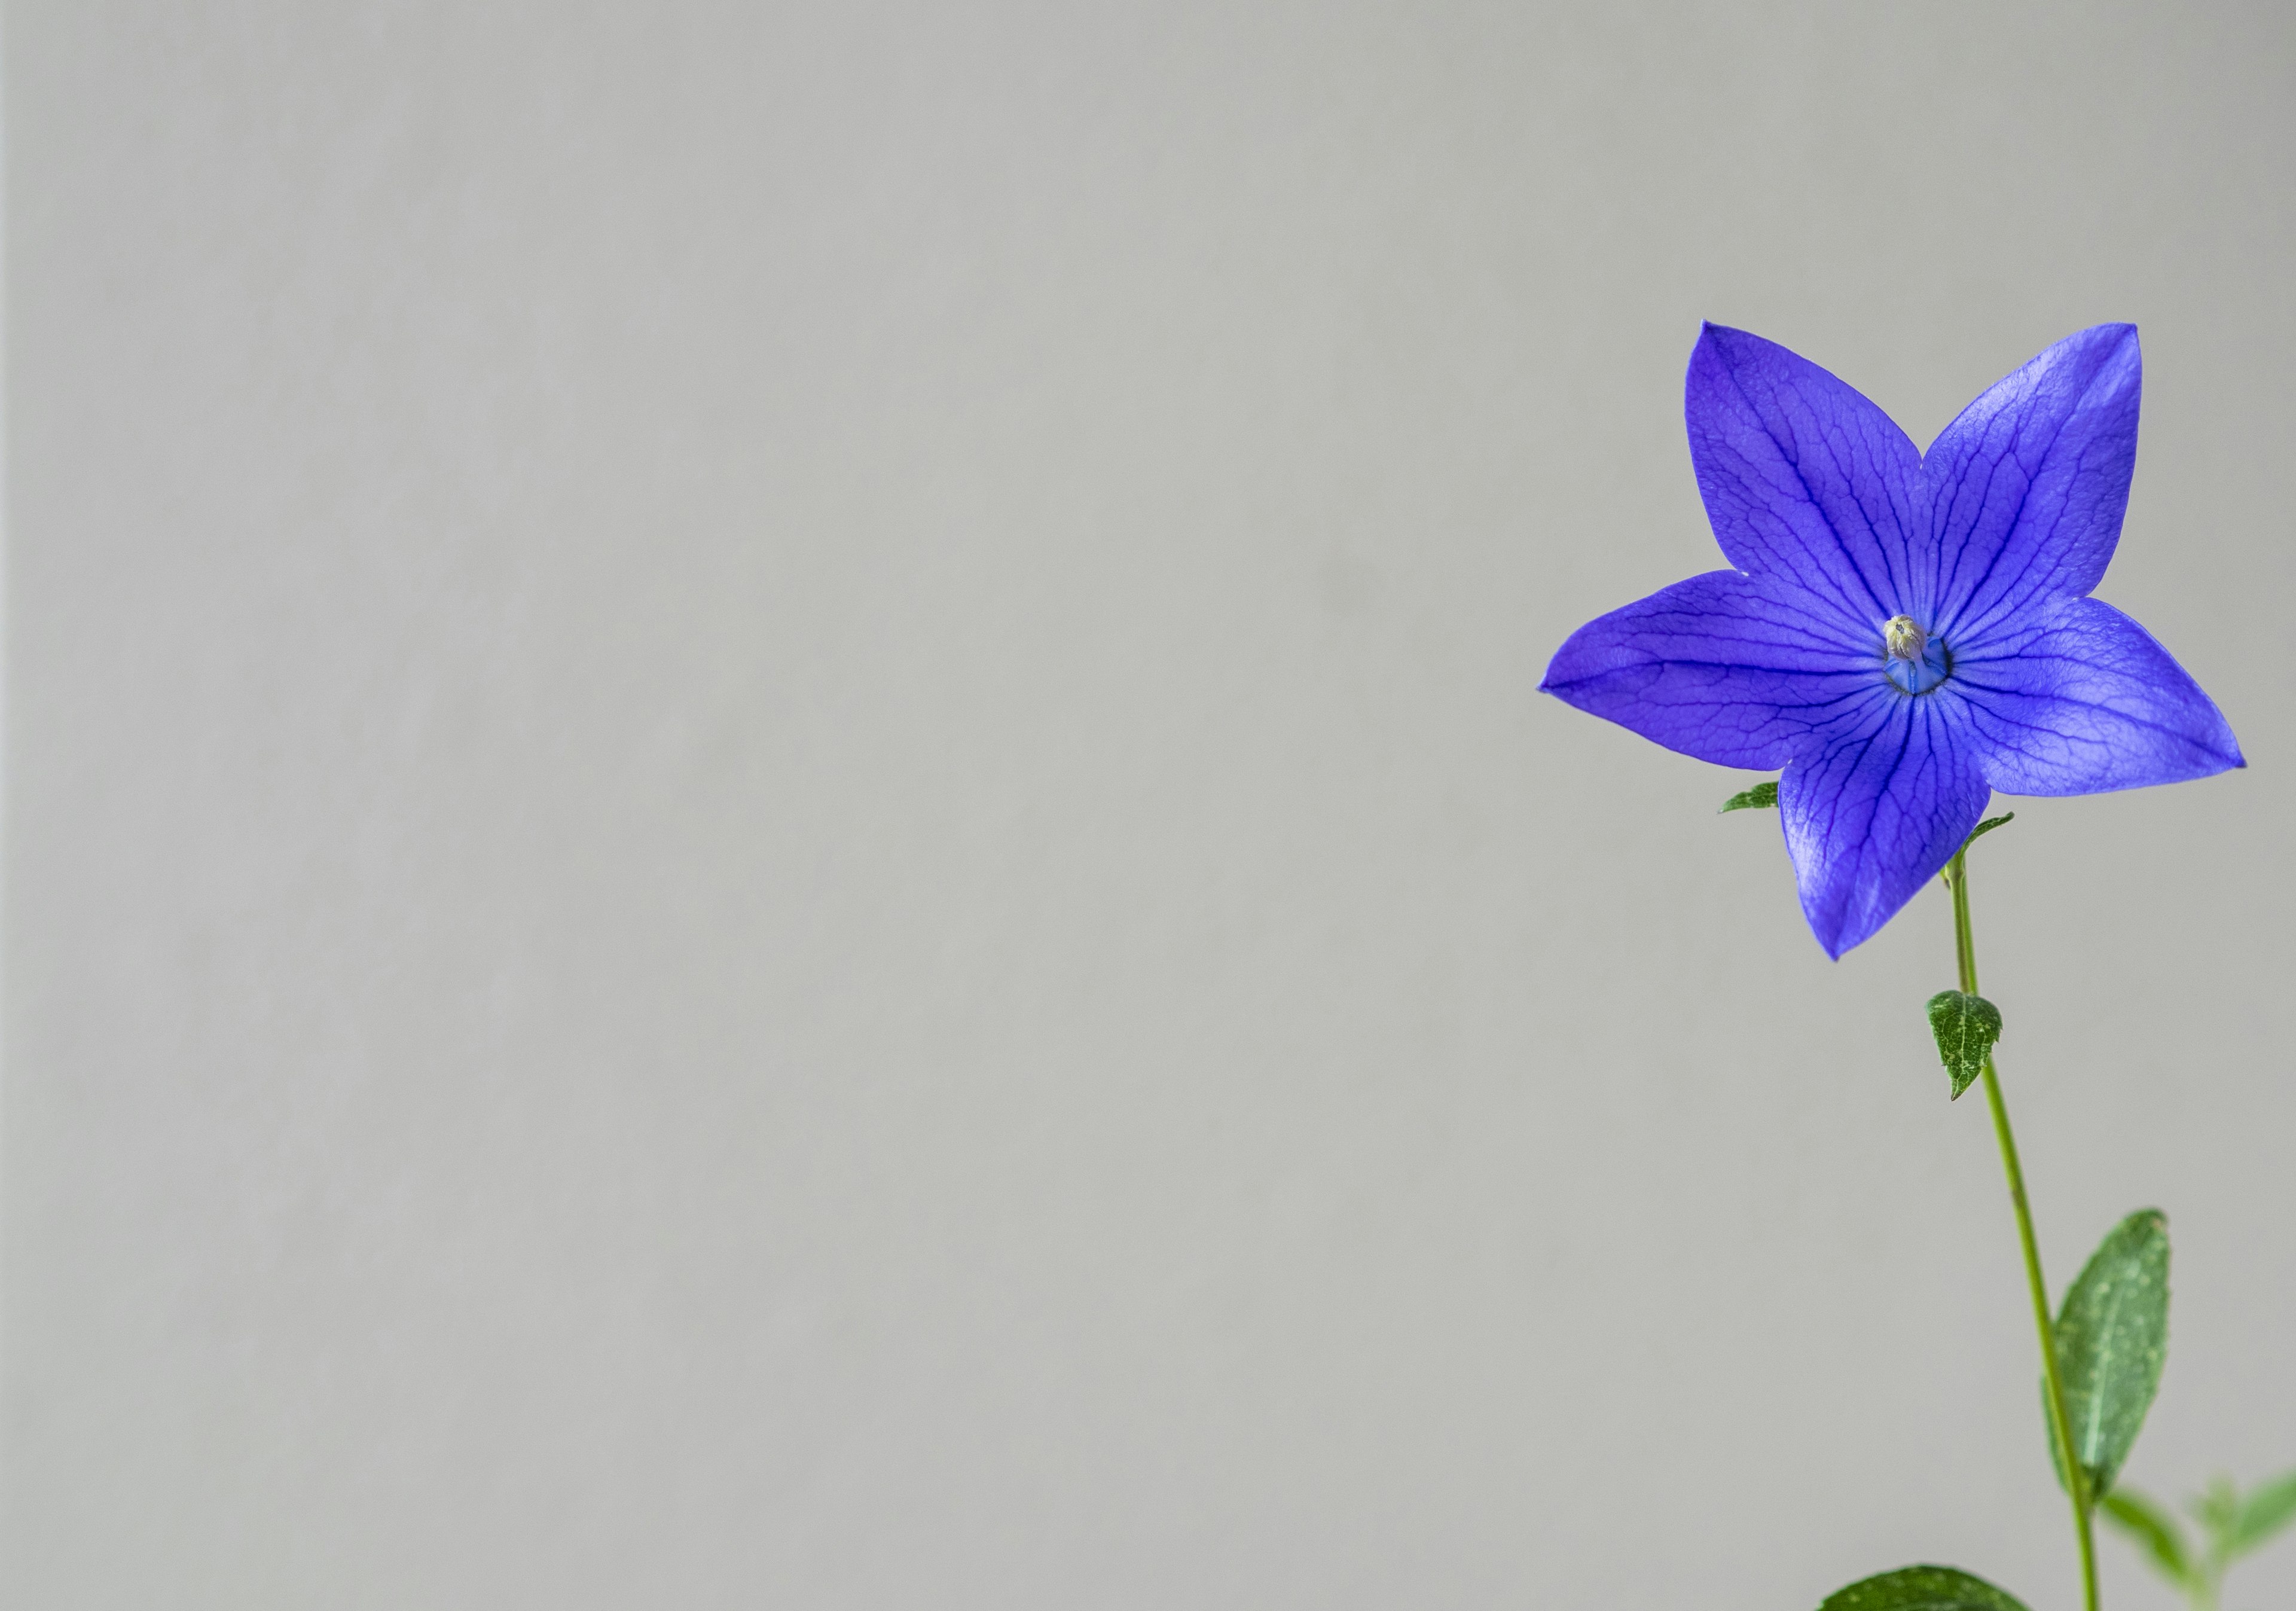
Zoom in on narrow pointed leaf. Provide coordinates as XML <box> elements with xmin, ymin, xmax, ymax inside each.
<box><xmin>1721</xmin><ymin>779</ymin><xmax>1779</xmax><ymax>812</ymax></box>
<box><xmin>2230</xmin><ymin>1468</ymin><xmax>2296</xmax><ymax>1557</ymax></box>
<box><xmin>2046</xmin><ymin>1209</ymin><xmax>2170</xmax><ymax>1500</ymax></box>
<box><xmin>2099</xmin><ymin>1487</ymin><xmax>2193</xmax><ymax>1586</ymax></box>
<box><xmin>1817</xmin><ymin>1565</ymin><xmax>2029</xmax><ymax>1610</ymax></box>
<box><xmin>1925</xmin><ymin>990</ymin><xmax>2000</xmax><ymax>1100</ymax></box>
<box><xmin>1964</xmin><ymin>812</ymin><xmax>2015</xmax><ymax>848</ymax></box>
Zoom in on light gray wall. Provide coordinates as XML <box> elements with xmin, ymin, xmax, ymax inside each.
<box><xmin>7</xmin><ymin>4</ymin><xmax>2292</xmax><ymax>1607</ymax></box>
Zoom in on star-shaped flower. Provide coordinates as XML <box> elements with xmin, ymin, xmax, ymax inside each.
<box><xmin>1541</xmin><ymin>324</ymin><xmax>2243</xmax><ymax>957</ymax></box>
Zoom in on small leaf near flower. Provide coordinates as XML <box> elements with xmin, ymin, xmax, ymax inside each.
<box><xmin>1816</xmin><ymin>1564</ymin><xmax>2030</xmax><ymax>1610</ymax></box>
<box><xmin>2047</xmin><ymin>1209</ymin><xmax>2170</xmax><ymax>1504</ymax></box>
<box><xmin>1720</xmin><ymin>780</ymin><xmax>1778</xmax><ymax>813</ymax></box>
<box><xmin>1925</xmin><ymin>990</ymin><xmax>2000</xmax><ymax>1100</ymax></box>
<box><xmin>1963</xmin><ymin>811</ymin><xmax>2015</xmax><ymax>849</ymax></box>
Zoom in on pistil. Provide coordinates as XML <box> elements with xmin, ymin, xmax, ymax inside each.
<box><xmin>1885</xmin><ymin>615</ymin><xmax>1928</xmax><ymax>662</ymax></box>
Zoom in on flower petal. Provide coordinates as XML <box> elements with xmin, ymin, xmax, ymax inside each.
<box><xmin>1541</xmin><ymin>569</ymin><xmax>1885</xmax><ymax>768</ymax></box>
<box><xmin>1952</xmin><ymin>596</ymin><xmax>2244</xmax><ymax>795</ymax></box>
<box><xmin>1687</xmin><ymin>324</ymin><xmax>1925</xmax><ymax>630</ymax></box>
<box><xmin>1779</xmin><ymin>699</ymin><xmax>1991</xmax><ymax>957</ymax></box>
<box><xmin>1924</xmin><ymin>325</ymin><xmax>2141</xmax><ymax>644</ymax></box>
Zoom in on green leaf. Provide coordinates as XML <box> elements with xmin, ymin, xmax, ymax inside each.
<box><xmin>2099</xmin><ymin>1487</ymin><xmax>2194</xmax><ymax>1586</ymax></box>
<box><xmin>2189</xmin><ymin>1475</ymin><xmax>2240</xmax><ymax>1540</ymax></box>
<box><xmin>1964</xmin><ymin>811</ymin><xmax>2015</xmax><ymax>848</ymax></box>
<box><xmin>1925</xmin><ymin>990</ymin><xmax>2001</xmax><ymax>1100</ymax></box>
<box><xmin>1721</xmin><ymin>779</ymin><xmax>1779</xmax><ymax>813</ymax></box>
<box><xmin>2230</xmin><ymin>1467</ymin><xmax>2296</xmax><ymax>1557</ymax></box>
<box><xmin>2047</xmin><ymin>1209</ymin><xmax>2170</xmax><ymax>1502</ymax></box>
<box><xmin>1816</xmin><ymin>1565</ymin><xmax>2030</xmax><ymax>1610</ymax></box>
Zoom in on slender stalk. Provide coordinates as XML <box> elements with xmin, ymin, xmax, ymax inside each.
<box><xmin>1945</xmin><ymin>847</ymin><xmax>2100</xmax><ymax>1611</ymax></box>
<box><xmin>2194</xmin><ymin>1525</ymin><xmax>2225</xmax><ymax>1611</ymax></box>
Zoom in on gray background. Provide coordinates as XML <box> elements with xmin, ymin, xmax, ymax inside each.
<box><xmin>7</xmin><ymin>4</ymin><xmax>2292</xmax><ymax>1607</ymax></box>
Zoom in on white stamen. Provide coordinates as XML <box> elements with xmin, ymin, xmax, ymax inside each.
<box><xmin>1885</xmin><ymin>615</ymin><xmax>1928</xmax><ymax>661</ymax></box>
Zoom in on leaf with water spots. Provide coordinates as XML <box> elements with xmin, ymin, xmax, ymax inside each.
<box><xmin>1925</xmin><ymin>990</ymin><xmax>1999</xmax><ymax>1100</ymax></box>
<box><xmin>1816</xmin><ymin>1565</ymin><xmax>2029</xmax><ymax>1610</ymax></box>
<box><xmin>2047</xmin><ymin>1209</ymin><xmax>2170</xmax><ymax>1502</ymax></box>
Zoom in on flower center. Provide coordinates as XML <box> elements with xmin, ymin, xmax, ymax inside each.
<box><xmin>1882</xmin><ymin>615</ymin><xmax>1951</xmax><ymax>694</ymax></box>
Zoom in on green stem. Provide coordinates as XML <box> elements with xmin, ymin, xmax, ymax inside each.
<box><xmin>1946</xmin><ymin>846</ymin><xmax>2100</xmax><ymax>1611</ymax></box>
<box><xmin>2193</xmin><ymin>1537</ymin><xmax>2224</xmax><ymax>1611</ymax></box>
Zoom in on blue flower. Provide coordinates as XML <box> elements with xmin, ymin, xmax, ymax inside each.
<box><xmin>1541</xmin><ymin>324</ymin><xmax>2243</xmax><ymax>957</ymax></box>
